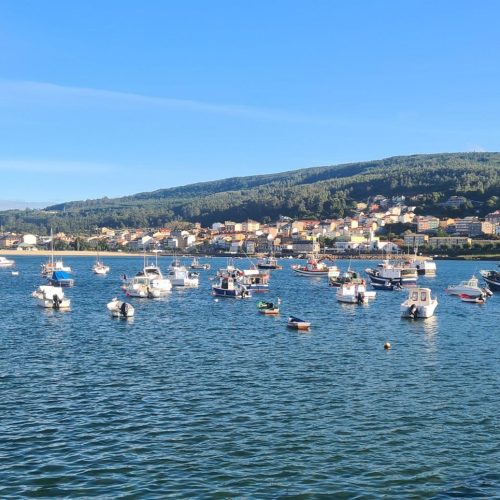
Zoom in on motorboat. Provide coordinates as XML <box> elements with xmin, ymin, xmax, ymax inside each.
<box><xmin>336</xmin><ymin>281</ymin><xmax>376</xmax><ymax>304</ymax></box>
<box><xmin>257</xmin><ymin>300</ymin><xmax>280</xmax><ymax>315</ymax></box>
<box><xmin>189</xmin><ymin>257</ymin><xmax>210</xmax><ymax>270</ymax></box>
<box><xmin>287</xmin><ymin>316</ymin><xmax>311</xmax><ymax>330</ymax></box>
<box><xmin>479</xmin><ymin>270</ymin><xmax>500</xmax><ymax>291</ymax></box>
<box><xmin>401</xmin><ymin>287</ymin><xmax>438</xmax><ymax>318</ymax></box>
<box><xmin>212</xmin><ymin>275</ymin><xmax>251</xmax><ymax>298</ymax></box>
<box><xmin>257</xmin><ymin>255</ymin><xmax>282</xmax><ymax>270</ymax></box>
<box><xmin>365</xmin><ymin>260</ymin><xmax>418</xmax><ymax>285</ymax></box>
<box><xmin>93</xmin><ymin>255</ymin><xmax>110</xmax><ymax>275</ymax></box>
<box><xmin>125</xmin><ymin>276</ymin><xmax>162</xmax><ymax>298</ymax></box>
<box><xmin>459</xmin><ymin>293</ymin><xmax>486</xmax><ymax>304</ymax></box>
<box><xmin>135</xmin><ymin>261</ymin><xmax>172</xmax><ymax>294</ymax></box>
<box><xmin>107</xmin><ymin>298</ymin><xmax>135</xmax><ymax>318</ymax></box>
<box><xmin>445</xmin><ymin>275</ymin><xmax>484</xmax><ymax>297</ymax></box>
<box><xmin>169</xmin><ymin>266</ymin><xmax>199</xmax><ymax>287</ymax></box>
<box><xmin>292</xmin><ymin>256</ymin><xmax>340</xmax><ymax>278</ymax></box>
<box><xmin>0</xmin><ymin>256</ymin><xmax>15</xmax><ymax>268</ymax></box>
<box><xmin>48</xmin><ymin>270</ymin><xmax>74</xmax><ymax>287</ymax></box>
<box><xmin>239</xmin><ymin>268</ymin><xmax>270</xmax><ymax>292</ymax></box>
<box><xmin>32</xmin><ymin>285</ymin><xmax>71</xmax><ymax>309</ymax></box>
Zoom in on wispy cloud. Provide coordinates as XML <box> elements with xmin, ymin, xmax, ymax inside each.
<box><xmin>0</xmin><ymin>79</ymin><xmax>313</xmax><ymax>123</ymax></box>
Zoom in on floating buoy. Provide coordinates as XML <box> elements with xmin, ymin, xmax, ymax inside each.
<box><xmin>214</xmin><ymin>298</ymin><xmax>219</xmax><ymax>302</ymax></box>
<box><xmin>384</xmin><ymin>342</ymin><xmax>391</xmax><ymax>350</ymax></box>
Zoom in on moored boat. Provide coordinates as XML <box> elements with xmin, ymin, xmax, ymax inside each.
<box><xmin>292</xmin><ymin>256</ymin><xmax>339</xmax><ymax>278</ymax></box>
<box><xmin>125</xmin><ymin>276</ymin><xmax>162</xmax><ymax>298</ymax></box>
<box><xmin>107</xmin><ymin>298</ymin><xmax>135</xmax><ymax>317</ymax></box>
<box><xmin>240</xmin><ymin>268</ymin><xmax>270</xmax><ymax>292</ymax></box>
<box><xmin>32</xmin><ymin>285</ymin><xmax>71</xmax><ymax>309</ymax></box>
<box><xmin>336</xmin><ymin>281</ymin><xmax>376</xmax><ymax>304</ymax></box>
<box><xmin>93</xmin><ymin>255</ymin><xmax>110</xmax><ymax>275</ymax></box>
<box><xmin>459</xmin><ymin>293</ymin><xmax>486</xmax><ymax>304</ymax></box>
<box><xmin>189</xmin><ymin>257</ymin><xmax>210</xmax><ymax>270</ymax></box>
<box><xmin>401</xmin><ymin>287</ymin><xmax>438</xmax><ymax>319</ymax></box>
<box><xmin>365</xmin><ymin>260</ymin><xmax>418</xmax><ymax>285</ymax></box>
<box><xmin>48</xmin><ymin>270</ymin><xmax>74</xmax><ymax>287</ymax></box>
<box><xmin>257</xmin><ymin>301</ymin><xmax>280</xmax><ymax>315</ymax></box>
<box><xmin>445</xmin><ymin>275</ymin><xmax>483</xmax><ymax>297</ymax></box>
<box><xmin>257</xmin><ymin>255</ymin><xmax>282</xmax><ymax>270</ymax></box>
<box><xmin>479</xmin><ymin>270</ymin><xmax>500</xmax><ymax>292</ymax></box>
<box><xmin>212</xmin><ymin>275</ymin><xmax>251</xmax><ymax>298</ymax></box>
<box><xmin>0</xmin><ymin>256</ymin><xmax>15</xmax><ymax>268</ymax></box>
<box><xmin>287</xmin><ymin>316</ymin><xmax>311</xmax><ymax>330</ymax></box>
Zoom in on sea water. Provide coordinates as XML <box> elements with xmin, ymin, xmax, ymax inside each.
<box><xmin>1</xmin><ymin>256</ymin><xmax>499</xmax><ymax>497</ymax></box>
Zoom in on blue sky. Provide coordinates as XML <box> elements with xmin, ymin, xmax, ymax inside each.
<box><xmin>0</xmin><ymin>0</ymin><xmax>499</xmax><ymax>204</ymax></box>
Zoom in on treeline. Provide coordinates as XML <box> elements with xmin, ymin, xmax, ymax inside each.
<box><xmin>1</xmin><ymin>153</ymin><xmax>499</xmax><ymax>233</ymax></box>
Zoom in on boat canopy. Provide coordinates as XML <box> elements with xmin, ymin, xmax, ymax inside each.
<box><xmin>52</xmin><ymin>270</ymin><xmax>72</xmax><ymax>280</ymax></box>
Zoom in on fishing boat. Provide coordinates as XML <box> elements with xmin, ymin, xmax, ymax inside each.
<box><xmin>239</xmin><ymin>268</ymin><xmax>270</xmax><ymax>292</ymax></box>
<box><xmin>479</xmin><ymin>270</ymin><xmax>500</xmax><ymax>291</ymax></box>
<box><xmin>32</xmin><ymin>285</ymin><xmax>71</xmax><ymax>309</ymax></box>
<box><xmin>257</xmin><ymin>301</ymin><xmax>280</xmax><ymax>315</ymax></box>
<box><xmin>48</xmin><ymin>270</ymin><xmax>74</xmax><ymax>287</ymax></box>
<box><xmin>0</xmin><ymin>256</ymin><xmax>15</xmax><ymax>268</ymax></box>
<box><xmin>365</xmin><ymin>260</ymin><xmax>418</xmax><ymax>285</ymax></box>
<box><xmin>401</xmin><ymin>287</ymin><xmax>438</xmax><ymax>319</ymax></box>
<box><xmin>336</xmin><ymin>281</ymin><xmax>376</xmax><ymax>304</ymax></box>
<box><xmin>107</xmin><ymin>298</ymin><xmax>135</xmax><ymax>317</ymax></box>
<box><xmin>189</xmin><ymin>257</ymin><xmax>210</xmax><ymax>270</ymax></box>
<box><xmin>257</xmin><ymin>255</ymin><xmax>282</xmax><ymax>270</ymax></box>
<box><xmin>92</xmin><ymin>255</ymin><xmax>110</xmax><ymax>275</ymax></box>
<box><xmin>292</xmin><ymin>256</ymin><xmax>340</xmax><ymax>278</ymax></box>
<box><xmin>459</xmin><ymin>293</ymin><xmax>486</xmax><ymax>304</ymax></box>
<box><xmin>445</xmin><ymin>275</ymin><xmax>484</xmax><ymax>297</ymax></box>
<box><xmin>41</xmin><ymin>229</ymin><xmax>72</xmax><ymax>276</ymax></box>
<box><xmin>212</xmin><ymin>275</ymin><xmax>251</xmax><ymax>298</ymax></box>
<box><xmin>328</xmin><ymin>267</ymin><xmax>360</xmax><ymax>287</ymax></box>
<box><xmin>287</xmin><ymin>316</ymin><xmax>311</xmax><ymax>330</ymax></box>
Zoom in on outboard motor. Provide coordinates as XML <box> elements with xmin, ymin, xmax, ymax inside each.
<box><xmin>409</xmin><ymin>303</ymin><xmax>418</xmax><ymax>319</ymax></box>
<box><xmin>52</xmin><ymin>294</ymin><xmax>61</xmax><ymax>310</ymax></box>
<box><xmin>120</xmin><ymin>301</ymin><xmax>128</xmax><ymax>317</ymax></box>
<box><xmin>357</xmin><ymin>292</ymin><xmax>364</xmax><ymax>305</ymax></box>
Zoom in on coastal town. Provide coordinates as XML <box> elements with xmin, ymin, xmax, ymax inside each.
<box><xmin>2</xmin><ymin>195</ymin><xmax>500</xmax><ymax>257</ymax></box>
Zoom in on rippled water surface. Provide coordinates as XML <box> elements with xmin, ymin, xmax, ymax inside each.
<box><xmin>1</xmin><ymin>256</ymin><xmax>499</xmax><ymax>497</ymax></box>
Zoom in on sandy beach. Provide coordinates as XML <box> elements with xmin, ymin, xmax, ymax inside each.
<box><xmin>0</xmin><ymin>250</ymin><xmax>146</xmax><ymax>258</ymax></box>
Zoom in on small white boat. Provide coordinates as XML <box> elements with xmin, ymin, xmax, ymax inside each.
<box><xmin>336</xmin><ymin>281</ymin><xmax>376</xmax><ymax>304</ymax></box>
<box><xmin>125</xmin><ymin>276</ymin><xmax>162</xmax><ymax>298</ymax></box>
<box><xmin>11</xmin><ymin>270</ymin><xmax>19</xmax><ymax>276</ymax></box>
<box><xmin>401</xmin><ymin>287</ymin><xmax>438</xmax><ymax>319</ymax></box>
<box><xmin>459</xmin><ymin>293</ymin><xmax>485</xmax><ymax>304</ymax></box>
<box><xmin>445</xmin><ymin>275</ymin><xmax>483</xmax><ymax>297</ymax></box>
<box><xmin>239</xmin><ymin>268</ymin><xmax>270</xmax><ymax>292</ymax></box>
<box><xmin>0</xmin><ymin>256</ymin><xmax>15</xmax><ymax>268</ymax></box>
<box><xmin>93</xmin><ymin>256</ymin><xmax>110</xmax><ymax>275</ymax></box>
<box><xmin>32</xmin><ymin>285</ymin><xmax>71</xmax><ymax>309</ymax></box>
<box><xmin>169</xmin><ymin>267</ymin><xmax>199</xmax><ymax>287</ymax></box>
<box><xmin>257</xmin><ymin>255</ymin><xmax>282</xmax><ymax>270</ymax></box>
<box><xmin>287</xmin><ymin>316</ymin><xmax>311</xmax><ymax>330</ymax></box>
<box><xmin>107</xmin><ymin>298</ymin><xmax>135</xmax><ymax>318</ymax></box>
<box><xmin>189</xmin><ymin>257</ymin><xmax>210</xmax><ymax>270</ymax></box>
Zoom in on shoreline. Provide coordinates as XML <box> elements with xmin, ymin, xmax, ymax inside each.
<box><xmin>0</xmin><ymin>249</ymin><xmax>499</xmax><ymax>261</ymax></box>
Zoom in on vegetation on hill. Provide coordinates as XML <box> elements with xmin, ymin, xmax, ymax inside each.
<box><xmin>1</xmin><ymin>153</ymin><xmax>499</xmax><ymax>233</ymax></box>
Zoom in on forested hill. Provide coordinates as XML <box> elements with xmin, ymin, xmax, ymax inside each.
<box><xmin>2</xmin><ymin>152</ymin><xmax>500</xmax><ymax>233</ymax></box>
